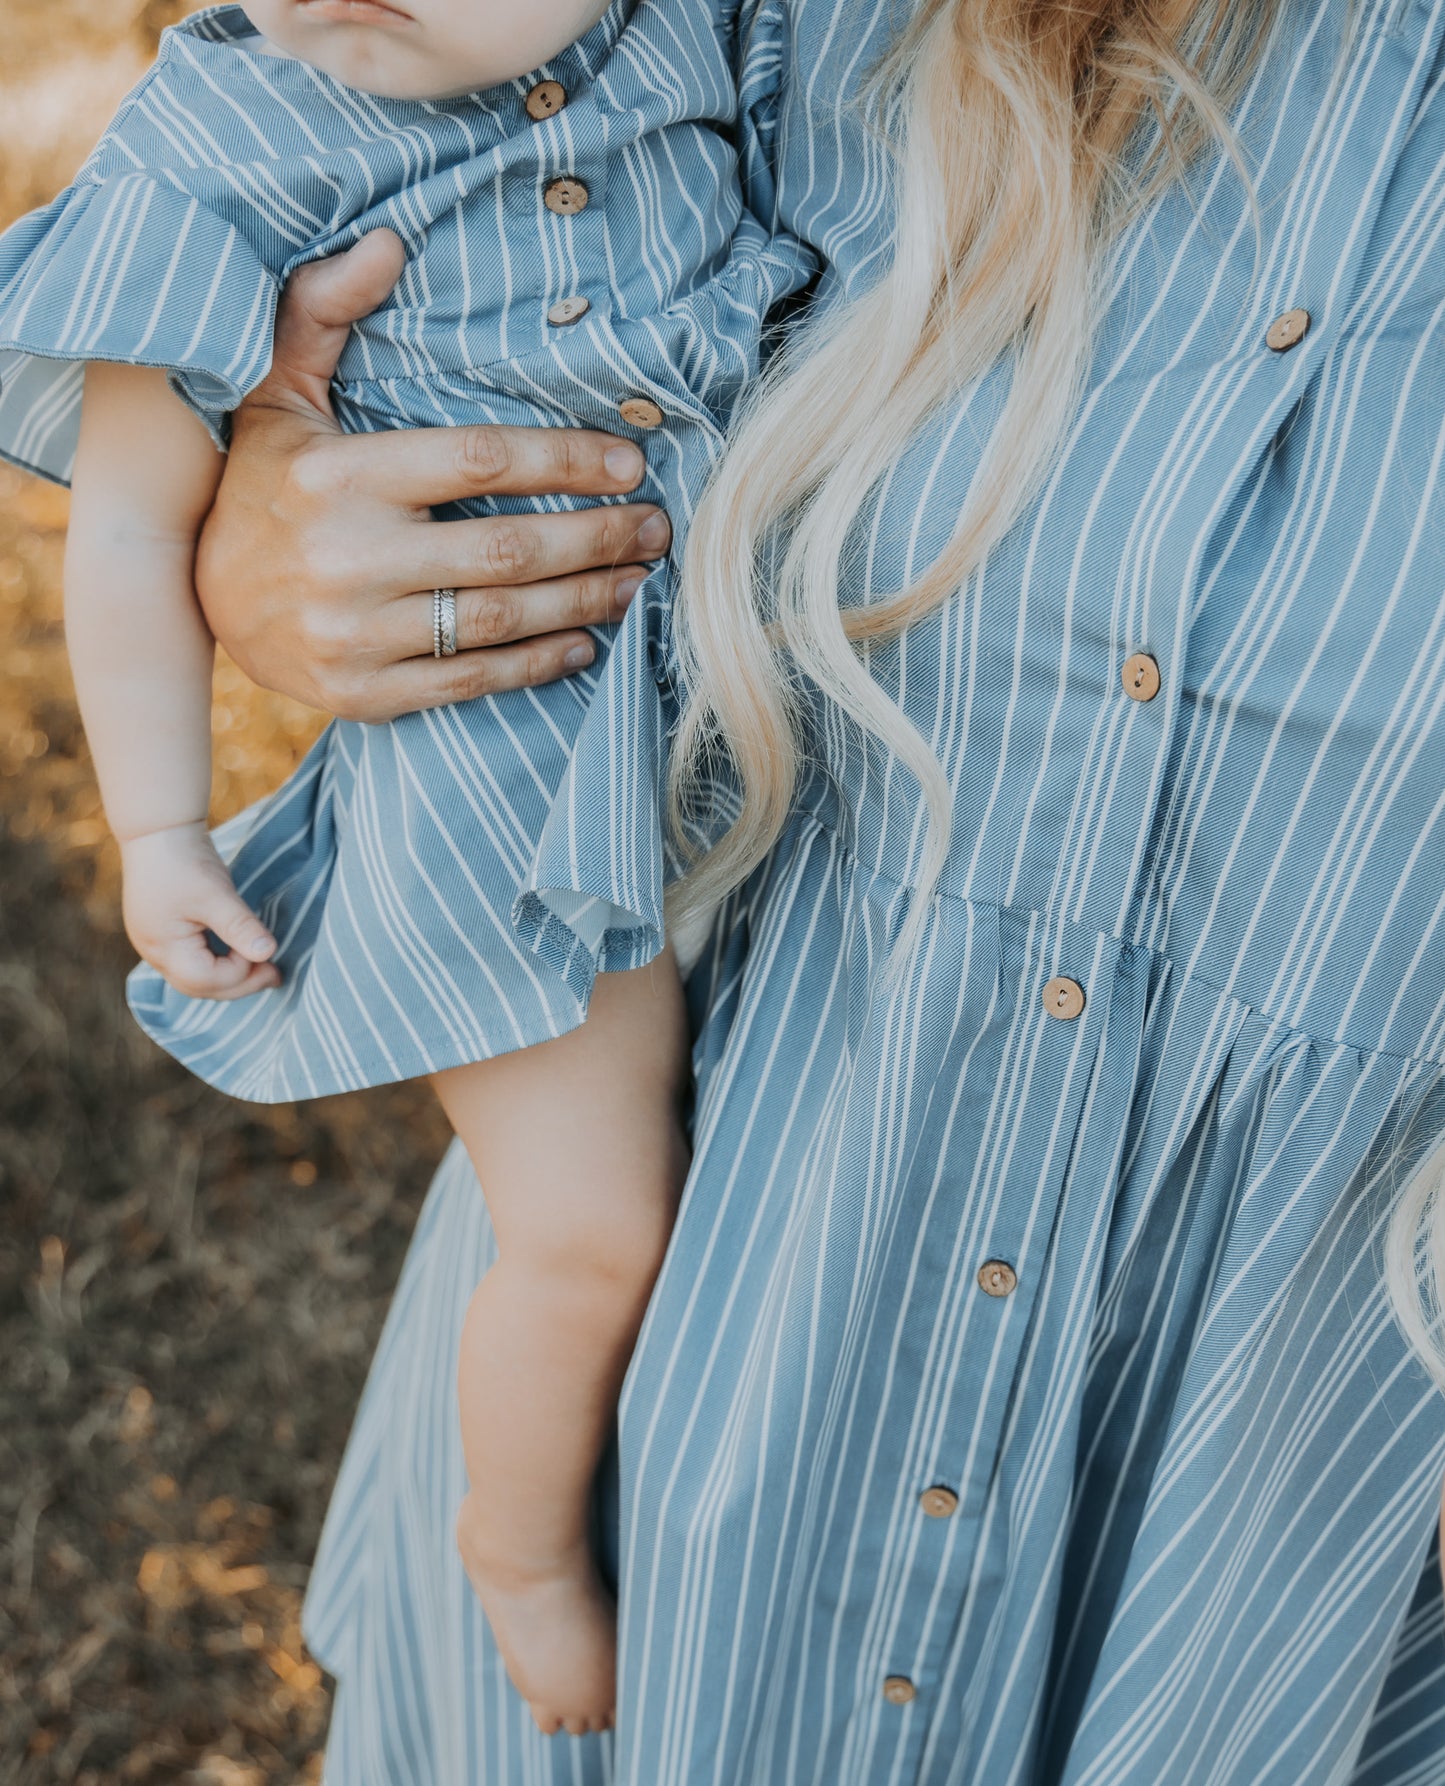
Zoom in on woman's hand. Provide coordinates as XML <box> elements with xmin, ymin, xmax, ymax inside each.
<box><xmin>195</xmin><ymin>230</ymin><xmax>671</xmax><ymax>723</ymax></box>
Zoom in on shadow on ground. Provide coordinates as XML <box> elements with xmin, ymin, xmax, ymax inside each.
<box><xmin>0</xmin><ymin>818</ymin><xmax>450</xmax><ymax>1784</ymax></box>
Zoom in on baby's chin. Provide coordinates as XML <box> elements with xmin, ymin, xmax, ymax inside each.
<box><xmin>282</xmin><ymin>33</ymin><xmax>520</xmax><ymax>100</ymax></box>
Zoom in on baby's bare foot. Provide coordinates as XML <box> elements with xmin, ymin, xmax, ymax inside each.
<box><xmin>482</xmin><ymin>1565</ymin><xmax>617</xmax><ymax>1735</ymax></box>
<box><xmin>459</xmin><ymin>1507</ymin><xmax>616</xmax><ymax>1735</ymax></box>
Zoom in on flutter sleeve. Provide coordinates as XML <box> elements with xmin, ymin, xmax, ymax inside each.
<box><xmin>0</xmin><ymin>57</ymin><xmax>281</xmax><ymax>485</ymax></box>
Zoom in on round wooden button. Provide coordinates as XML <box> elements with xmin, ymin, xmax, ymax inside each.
<box><xmin>976</xmin><ymin>1260</ymin><xmax>1018</xmax><ymax>1299</ymax></box>
<box><xmin>1266</xmin><ymin>308</ymin><xmax>1311</xmax><ymax>352</ymax></box>
<box><xmin>547</xmin><ymin>295</ymin><xmax>590</xmax><ymax>326</ymax></box>
<box><xmin>882</xmin><ymin>1676</ymin><xmax>917</xmax><ymax>1706</ymax></box>
<box><xmin>919</xmin><ymin>1485</ymin><xmax>960</xmax><ymax>1519</ymax></box>
<box><xmin>1042</xmin><ymin>977</ymin><xmax>1086</xmax><ymax>1022</ymax></box>
<box><xmin>618</xmin><ymin>396</ymin><xmax>665</xmax><ymax>430</ymax></box>
<box><xmin>525</xmin><ymin>80</ymin><xmax>567</xmax><ymax>121</ymax></box>
<box><xmin>543</xmin><ymin>176</ymin><xmax>589</xmax><ymax>216</ymax></box>
<box><xmin>1122</xmin><ymin>652</ymin><xmax>1161</xmax><ymax>702</ymax></box>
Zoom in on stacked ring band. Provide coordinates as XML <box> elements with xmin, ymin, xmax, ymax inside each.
<box><xmin>433</xmin><ymin>588</ymin><xmax>458</xmax><ymax>658</ymax></box>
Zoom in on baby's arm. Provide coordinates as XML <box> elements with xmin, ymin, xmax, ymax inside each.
<box><xmin>66</xmin><ymin>363</ymin><xmax>279</xmax><ymax>999</ymax></box>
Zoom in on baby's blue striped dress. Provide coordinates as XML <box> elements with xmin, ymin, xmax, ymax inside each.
<box><xmin>0</xmin><ymin>0</ymin><xmax>811</xmax><ymax>1099</ymax></box>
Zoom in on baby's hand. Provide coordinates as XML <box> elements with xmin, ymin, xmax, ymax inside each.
<box><xmin>119</xmin><ymin>823</ymin><xmax>281</xmax><ymax>1001</ymax></box>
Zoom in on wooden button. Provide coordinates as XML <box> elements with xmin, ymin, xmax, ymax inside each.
<box><xmin>1122</xmin><ymin>652</ymin><xmax>1161</xmax><ymax>702</ymax></box>
<box><xmin>618</xmin><ymin>397</ymin><xmax>665</xmax><ymax>430</ymax></box>
<box><xmin>882</xmin><ymin>1676</ymin><xmax>917</xmax><ymax>1706</ymax></box>
<box><xmin>525</xmin><ymin>80</ymin><xmax>567</xmax><ymax>121</ymax></box>
<box><xmin>547</xmin><ymin>295</ymin><xmax>590</xmax><ymax>326</ymax></box>
<box><xmin>1266</xmin><ymin>308</ymin><xmax>1311</xmax><ymax>352</ymax></box>
<box><xmin>1042</xmin><ymin>977</ymin><xmax>1086</xmax><ymax>1022</ymax></box>
<box><xmin>543</xmin><ymin>176</ymin><xmax>589</xmax><ymax>217</ymax></box>
<box><xmin>976</xmin><ymin>1261</ymin><xmax>1018</xmax><ymax>1299</ymax></box>
<box><xmin>918</xmin><ymin>1485</ymin><xmax>959</xmax><ymax>1518</ymax></box>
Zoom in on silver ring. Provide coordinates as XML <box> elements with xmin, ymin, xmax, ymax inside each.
<box><xmin>433</xmin><ymin>588</ymin><xmax>458</xmax><ymax>658</ymax></box>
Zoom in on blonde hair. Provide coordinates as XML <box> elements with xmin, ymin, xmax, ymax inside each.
<box><xmin>1386</xmin><ymin>1130</ymin><xmax>1445</xmax><ymax>1393</ymax></box>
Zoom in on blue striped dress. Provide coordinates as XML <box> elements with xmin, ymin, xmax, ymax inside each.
<box><xmin>0</xmin><ymin>0</ymin><xmax>811</xmax><ymax>1099</ymax></box>
<box><xmin>12</xmin><ymin>2</ymin><xmax>1445</xmax><ymax>1783</ymax></box>
<box><xmin>298</xmin><ymin>0</ymin><xmax>1445</xmax><ymax>1780</ymax></box>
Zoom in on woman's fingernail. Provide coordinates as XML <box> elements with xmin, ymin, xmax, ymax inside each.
<box><xmin>605</xmin><ymin>446</ymin><xmax>644</xmax><ymax>482</ymax></box>
<box><xmin>638</xmin><ymin>513</ymin><xmax>670</xmax><ymax>552</ymax></box>
<box><xmin>616</xmin><ymin>577</ymin><xmax>643</xmax><ymax>603</ymax></box>
<box><xmin>565</xmin><ymin>644</ymin><xmax>595</xmax><ymax>669</ymax></box>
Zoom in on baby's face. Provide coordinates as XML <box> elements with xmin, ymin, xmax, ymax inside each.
<box><xmin>241</xmin><ymin>0</ymin><xmax>614</xmax><ymax>100</ymax></box>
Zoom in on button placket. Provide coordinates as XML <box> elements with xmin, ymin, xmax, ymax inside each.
<box><xmin>547</xmin><ymin>295</ymin><xmax>590</xmax><ymax>327</ymax></box>
<box><xmin>525</xmin><ymin>78</ymin><xmax>567</xmax><ymax>121</ymax></box>
<box><xmin>533</xmin><ymin>113</ymin><xmax>607</xmax><ymax>336</ymax></box>
<box><xmin>918</xmin><ymin>1485</ymin><xmax>960</xmax><ymax>1519</ymax></box>
<box><xmin>1042</xmin><ymin>976</ymin><xmax>1086</xmax><ymax>1021</ymax></box>
<box><xmin>864</xmin><ymin>919</ymin><xmax>1121</xmax><ymax>1774</ymax></box>
<box><xmin>976</xmin><ymin>1260</ymin><xmax>1018</xmax><ymax>1298</ymax></box>
<box><xmin>619</xmin><ymin>396</ymin><xmax>666</xmax><ymax>431</ymax></box>
<box><xmin>1266</xmin><ymin>307</ymin><xmax>1311</xmax><ymax>352</ymax></box>
<box><xmin>543</xmin><ymin>175</ymin><xmax>589</xmax><ymax>216</ymax></box>
<box><xmin>1122</xmin><ymin>652</ymin><xmax>1161</xmax><ymax>702</ymax></box>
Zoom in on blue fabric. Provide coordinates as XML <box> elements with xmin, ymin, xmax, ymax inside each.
<box><xmin>299</xmin><ymin>0</ymin><xmax>1445</xmax><ymax>1780</ymax></box>
<box><xmin>8</xmin><ymin>0</ymin><xmax>1445</xmax><ymax>1780</ymax></box>
<box><xmin>0</xmin><ymin>0</ymin><xmax>811</xmax><ymax>1098</ymax></box>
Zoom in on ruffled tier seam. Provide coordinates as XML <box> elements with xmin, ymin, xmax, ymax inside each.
<box><xmin>790</xmin><ymin>810</ymin><xmax>1445</xmax><ymax>1073</ymax></box>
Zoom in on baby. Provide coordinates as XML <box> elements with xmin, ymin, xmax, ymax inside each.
<box><xmin>0</xmin><ymin>0</ymin><xmax>809</xmax><ymax>1735</ymax></box>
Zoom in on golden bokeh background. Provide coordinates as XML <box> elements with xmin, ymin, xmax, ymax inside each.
<box><xmin>1</xmin><ymin>7</ymin><xmax>449</xmax><ymax>1781</ymax></box>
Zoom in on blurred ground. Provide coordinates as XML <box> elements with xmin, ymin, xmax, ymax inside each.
<box><xmin>1</xmin><ymin>3</ymin><xmax>452</xmax><ymax>1779</ymax></box>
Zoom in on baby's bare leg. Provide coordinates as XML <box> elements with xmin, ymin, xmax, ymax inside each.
<box><xmin>432</xmin><ymin>948</ymin><xmax>689</xmax><ymax>1736</ymax></box>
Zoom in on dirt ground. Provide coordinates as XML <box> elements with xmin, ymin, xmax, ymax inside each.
<box><xmin>1</xmin><ymin>4</ymin><xmax>453</xmax><ymax>1779</ymax></box>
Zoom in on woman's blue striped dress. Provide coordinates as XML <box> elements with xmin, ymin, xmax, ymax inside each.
<box><xmin>0</xmin><ymin>0</ymin><xmax>811</xmax><ymax>1098</ymax></box>
<box><xmin>12</xmin><ymin>0</ymin><xmax>1445</xmax><ymax>1780</ymax></box>
<box><xmin>309</xmin><ymin>0</ymin><xmax>1445</xmax><ymax>1779</ymax></box>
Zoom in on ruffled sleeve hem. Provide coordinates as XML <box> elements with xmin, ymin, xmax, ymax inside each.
<box><xmin>0</xmin><ymin>175</ymin><xmax>278</xmax><ymax>484</ymax></box>
<box><xmin>512</xmin><ymin>564</ymin><xmax>679</xmax><ymax>1003</ymax></box>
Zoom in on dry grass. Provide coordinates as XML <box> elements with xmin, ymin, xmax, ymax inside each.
<box><xmin>1</xmin><ymin>5</ymin><xmax>452</xmax><ymax>1779</ymax></box>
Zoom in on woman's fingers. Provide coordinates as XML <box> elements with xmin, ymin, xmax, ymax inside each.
<box><xmin>380</xmin><ymin>565</ymin><xmax>650</xmax><ymax>659</ymax></box>
<box><xmin>284</xmin><ymin>496</ymin><xmax>669</xmax><ymax>624</ymax></box>
<box><xmin>323</xmin><ymin>419</ymin><xmax>650</xmax><ymax>509</ymax></box>
<box><xmin>359</xmin><ymin>634</ymin><xmax>606</xmax><ymax>720</ymax></box>
<box><xmin>404</xmin><ymin>502</ymin><xmax>672</xmax><ymax>594</ymax></box>
<box><xmin>342</xmin><ymin>540</ymin><xmax>668</xmax><ymax>717</ymax></box>
<box><xmin>199</xmin><ymin>235</ymin><xmax>674</xmax><ymax>720</ymax></box>
<box><xmin>256</xmin><ymin>230</ymin><xmax>409</xmax><ymax>422</ymax></box>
